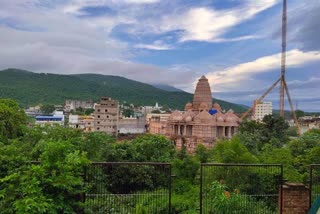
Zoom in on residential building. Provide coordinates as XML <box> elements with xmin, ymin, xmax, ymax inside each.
<box><xmin>69</xmin><ymin>115</ymin><xmax>94</xmax><ymax>132</ymax></box>
<box><xmin>94</xmin><ymin>97</ymin><xmax>119</xmax><ymax>136</ymax></box>
<box><xmin>298</xmin><ymin>116</ymin><xmax>320</xmax><ymax>134</ymax></box>
<box><xmin>252</xmin><ymin>100</ymin><xmax>272</xmax><ymax>121</ymax></box>
<box><xmin>64</xmin><ymin>100</ymin><xmax>94</xmax><ymax>112</ymax></box>
<box><xmin>118</xmin><ymin>116</ymin><xmax>146</xmax><ymax>134</ymax></box>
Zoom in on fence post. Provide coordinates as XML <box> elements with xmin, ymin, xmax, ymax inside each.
<box><xmin>309</xmin><ymin>164</ymin><xmax>313</xmax><ymax>209</ymax></box>
<box><xmin>280</xmin><ymin>164</ymin><xmax>283</xmax><ymax>214</ymax></box>
<box><xmin>200</xmin><ymin>164</ymin><xmax>203</xmax><ymax>214</ymax></box>
<box><xmin>169</xmin><ymin>165</ymin><xmax>172</xmax><ymax>214</ymax></box>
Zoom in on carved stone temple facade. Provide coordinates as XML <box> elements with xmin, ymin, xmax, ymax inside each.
<box><xmin>165</xmin><ymin>75</ymin><xmax>240</xmax><ymax>152</ymax></box>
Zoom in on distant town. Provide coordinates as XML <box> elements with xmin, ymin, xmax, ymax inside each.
<box><xmin>25</xmin><ymin>76</ymin><xmax>320</xmax><ymax>153</ymax></box>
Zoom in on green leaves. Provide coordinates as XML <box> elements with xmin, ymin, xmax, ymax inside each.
<box><xmin>213</xmin><ymin>137</ymin><xmax>258</xmax><ymax>164</ymax></box>
<box><xmin>0</xmin><ymin>99</ymin><xmax>27</xmax><ymax>141</ymax></box>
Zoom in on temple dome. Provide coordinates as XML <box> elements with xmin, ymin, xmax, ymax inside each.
<box><xmin>185</xmin><ymin>116</ymin><xmax>192</xmax><ymax>122</ymax></box>
<box><xmin>216</xmin><ymin>111</ymin><xmax>225</xmax><ymax>123</ymax></box>
<box><xmin>213</xmin><ymin>102</ymin><xmax>222</xmax><ymax>112</ymax></box>
<box><xmin>194</xmin><ymin>111</ymin><xmax>216</xmax><ymax>125</ymax></box>
<box><xmin>168</xmin><ymin>110</ymin><xmax>183</xmax><ymax>122</ymax></box>
<box><xmin>225</xmin><ymin>110</ymin><xmax>240</xmax><ymax>124</ymax></box>
<box><xmin>185</xmin><ymin>102</ymin><xmax>193</xmax><ymax>111</ymax></box>
<box><xmin>193</xmin><ymin>76</ymin><xmax>213</xmax><ymax>111</ymax></box>
<box><xmin>199</xmin><ymin>102</ymin><xmax>209</xmax><ymax>112</ymax></box>
<box><xmin>182</xmin><ymin>110</ymin><xmax>195</xmax><ymax>122</ymax></box>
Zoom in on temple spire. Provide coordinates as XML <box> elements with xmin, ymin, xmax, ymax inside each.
<box><xmin>193</xmin><ymin>75</ymin><xmax>212</xmax><ymax>111</ymax></box>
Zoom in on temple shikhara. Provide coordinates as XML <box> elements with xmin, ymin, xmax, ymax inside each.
<box><xmin>148</xmin><ymin>75</ymin><xmax>240</xmax><ymax>153</ymax></box>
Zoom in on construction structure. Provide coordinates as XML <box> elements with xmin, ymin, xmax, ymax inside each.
<box><xmin>241</xmin><ymin>0</ymin><xmax>301</xmax><ymax>134</ymax></box>
<box><xmin>94</xmin><ymin>97</ymin><xmax>119</xmax><ymax>136</ymax></box>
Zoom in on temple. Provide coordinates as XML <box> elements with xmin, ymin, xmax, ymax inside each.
<box><xmin>164</xmin><ymin>75</ymin><xmax>240</xmax><ymax>152</ymax></box>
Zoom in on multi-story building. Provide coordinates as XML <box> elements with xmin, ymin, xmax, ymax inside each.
<box><xmin>94</xmin><ymin>97</ymin><xmax>119</xmax><ymax>136</ymax></box>
<box><xmin>69</xmin><ymin>115</ymin><xmax>94</xmax><ymax>132</ymax></box>
<box><xmin>64</xmin><ymin>100</ymin><xmax>94</xmax><ymax>112</ymax></box>
<box><xmin>252</xmin><ymin>100</ymin><xmax>272</xmax><ymax>121</ymax></box>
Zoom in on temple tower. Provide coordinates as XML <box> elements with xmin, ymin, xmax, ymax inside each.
<box><xmin>193</xmin><ymin>76</ymin><xmax>212</xmax><ymax>111</ymax></box>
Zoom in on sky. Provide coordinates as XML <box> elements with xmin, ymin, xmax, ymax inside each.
<box><xmin>0</xmin><ymin>0</ymin><xmax>319</xmax><ymax>111</ymax></box>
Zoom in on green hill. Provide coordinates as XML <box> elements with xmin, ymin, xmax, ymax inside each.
<box><xmin>0</xmin><ymin>68</ymin><xmax>247</xmax><ymax>112</ymax></box>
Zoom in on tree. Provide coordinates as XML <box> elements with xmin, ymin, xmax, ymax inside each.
<box><xmin>213</xmin><ymin>137</ymin><xmax>258</xmax><ymax>163</ymax></box>
<box><xmin>84</xmin><ymin>108</ymin><xmax>94</xmax><ymax>115</ymax></box>
<box><xmin>0</xmin><ymin>140</ymin><xmax>89</xmax><ymax>213</ymax></box>
<box><xmin>238</xmin><ymin>115</ymin><xmax>290</xmax><ymax>153</ymax></box>
<box><xmin>122</xmin><ymin>108</ymin><xmax>134</xmax><ymax>117</ymax></box>
<box><xmin>294</xmin><ymin>110</ymin><xmax>304</xmax><ymax>119</ymax></box>
<box><xmin>0</xmin><ymin>99</ymin><xmax>27</xmax><ymax>141</ymax></box>
<box><xmin>132</xmin><ymin>134</ymin><xmax>175</xmax><ymax>162</ymax></box>
<box><xmin>151</xmin><ymin>109</ymin><xmax>161</xmax><ymax>114</ymax></box>
<box><xmin>40</xmin><ymin>104</ymin><xmax>55</xmax><ymax>115</ymax></box>
<box><xmin>195</xmin><ymin>144</ymin><xmax>211</xmax><ymax>163</ymax></box>
<box><xmin>262</xmin><ymin>115</ymin><xmax>289</xmax><ymax>147</ymax></box>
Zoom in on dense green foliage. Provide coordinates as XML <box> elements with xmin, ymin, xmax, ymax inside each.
<box><xmin>0</xmin><ymin>99</ymin><xmax>27</xmax><ymax>141</ymax></box>
<box><xmin>0</xmin><ymin>69</ymin><xmax>247</xmax><ymax>111</ymax></box>
<box><xmin>1</xmin><ymin>99</ymin><xmax>320</xmax><ymax>213</ymax></box>
<box><xmin>40</xmin><ymin>104</ymin><xmax>55</xmax><ymax>115</ymax></box>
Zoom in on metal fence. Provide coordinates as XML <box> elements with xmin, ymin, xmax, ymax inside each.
<box><xmin>200</xmin><ymin>164</ymin><xmax>283</xmax><ymax>214</ymax></box>
<box><xmin>84</xmin><ymin>162</ymin><xmax>171</xmax><ymax>214</ymax></box>
<box><xmin>309</xmin><ymin>164</ymin><xmax>320</xmax><ymax>208</ymax></box>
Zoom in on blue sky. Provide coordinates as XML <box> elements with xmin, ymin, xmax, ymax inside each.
<box><xmin>0</xmin><ymin>0</ymin><xmax>319</xmax><ymax>111</ymax></box>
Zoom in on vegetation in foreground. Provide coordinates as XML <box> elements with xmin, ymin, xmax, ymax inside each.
<box><xmin>0</xmin><ymin>99</ymin><xmax>320</xmax><ymax>213</ymax></box>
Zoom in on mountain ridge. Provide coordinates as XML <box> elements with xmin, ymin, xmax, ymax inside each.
<box><xmin>0</xmin><ymin>68</ymin><xmax>247</xmax><ymax>112</ymax></box>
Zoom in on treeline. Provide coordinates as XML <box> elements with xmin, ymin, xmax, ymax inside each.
<box><xmin>0</xmin><ymin>99</ymin><xmax>319</xmax><ymax>213</ymax></box>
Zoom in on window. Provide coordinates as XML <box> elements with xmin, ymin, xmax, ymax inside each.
<box><xmin>97</xmin><ymin>127</ymin><xmax>100</xmax><ymax>130</ymax></box>
<box><xmin>97</xmin><ymin>109</ymin><xmax>100</xmax><ymax>112</ymax></box>
<box><xmin>105</xmin><ymin>109</ymin><xmax>108</xmax><ymax>113</ymax></box>
<box><xmin>97</xmin><ymin>115</ymin><xmax>100</xmax><ymax>118</ymax></box>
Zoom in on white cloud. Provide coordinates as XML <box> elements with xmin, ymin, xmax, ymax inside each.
<box><xmin>153</xmin><ymin>0</ymin><xmax>279</xmax><ymax>42</ymax></box>
<box><xmin>134</xmin><ymin>40</ymin><xmax>173</xmax><ymax>50</ymax></box>
<box><xmin>205</xmin><ymin>49</ymin><xmax>320</xmax><ymax>92</ymax></box>
<box><xmin>122</xmin><ymin>0</ymin><xmax>160</xmax><ymax>4</ymax></box>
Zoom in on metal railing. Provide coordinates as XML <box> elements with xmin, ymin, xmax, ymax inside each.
<box><xmin>84</xmin><ymin>162</ymin><xmax>171</xmax><ymax>214</ymax></box>
<box><xmin>200</xmin><ymin>163</ymin><xmax>283</xmax><ymax>214</ymax></box>
<box><xmin>309</xmin><ymin>164</ymin><xmax>320</xmax><ymax>209</ymax></box>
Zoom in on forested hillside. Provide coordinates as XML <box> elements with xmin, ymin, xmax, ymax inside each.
<box><xmin>0</xmin><ymin>69</ymin><xmax>247</xmax><ymax>111</ymax></box>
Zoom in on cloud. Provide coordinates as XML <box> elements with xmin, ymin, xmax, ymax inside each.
<box><xmin>122</xmin><ymin>0</ymin><xmax>160</xmax><ymax>4</ymax></box>
<box><xmin>152</xmin><ymin>0</ymin><xmax>279</xmax><ymax>42</ymax></box>
<box><xmin>269</xmin><ymin>0</ymin><xmax>320</xmax><ymax>51</ymax></box>
<box><xmin>289</xmin><ymin>0</ymin><xmax>320</xmax><ymax>51</ymax></box>
<box><xmin>205</xmin><ymin>49</ymin><xmax>320</xmax><ymax>92</ymax></box>
<box><xmin>134</xmin><ymin>40</ymin><xmax>173</xmax><ymax>50</ymax></box>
